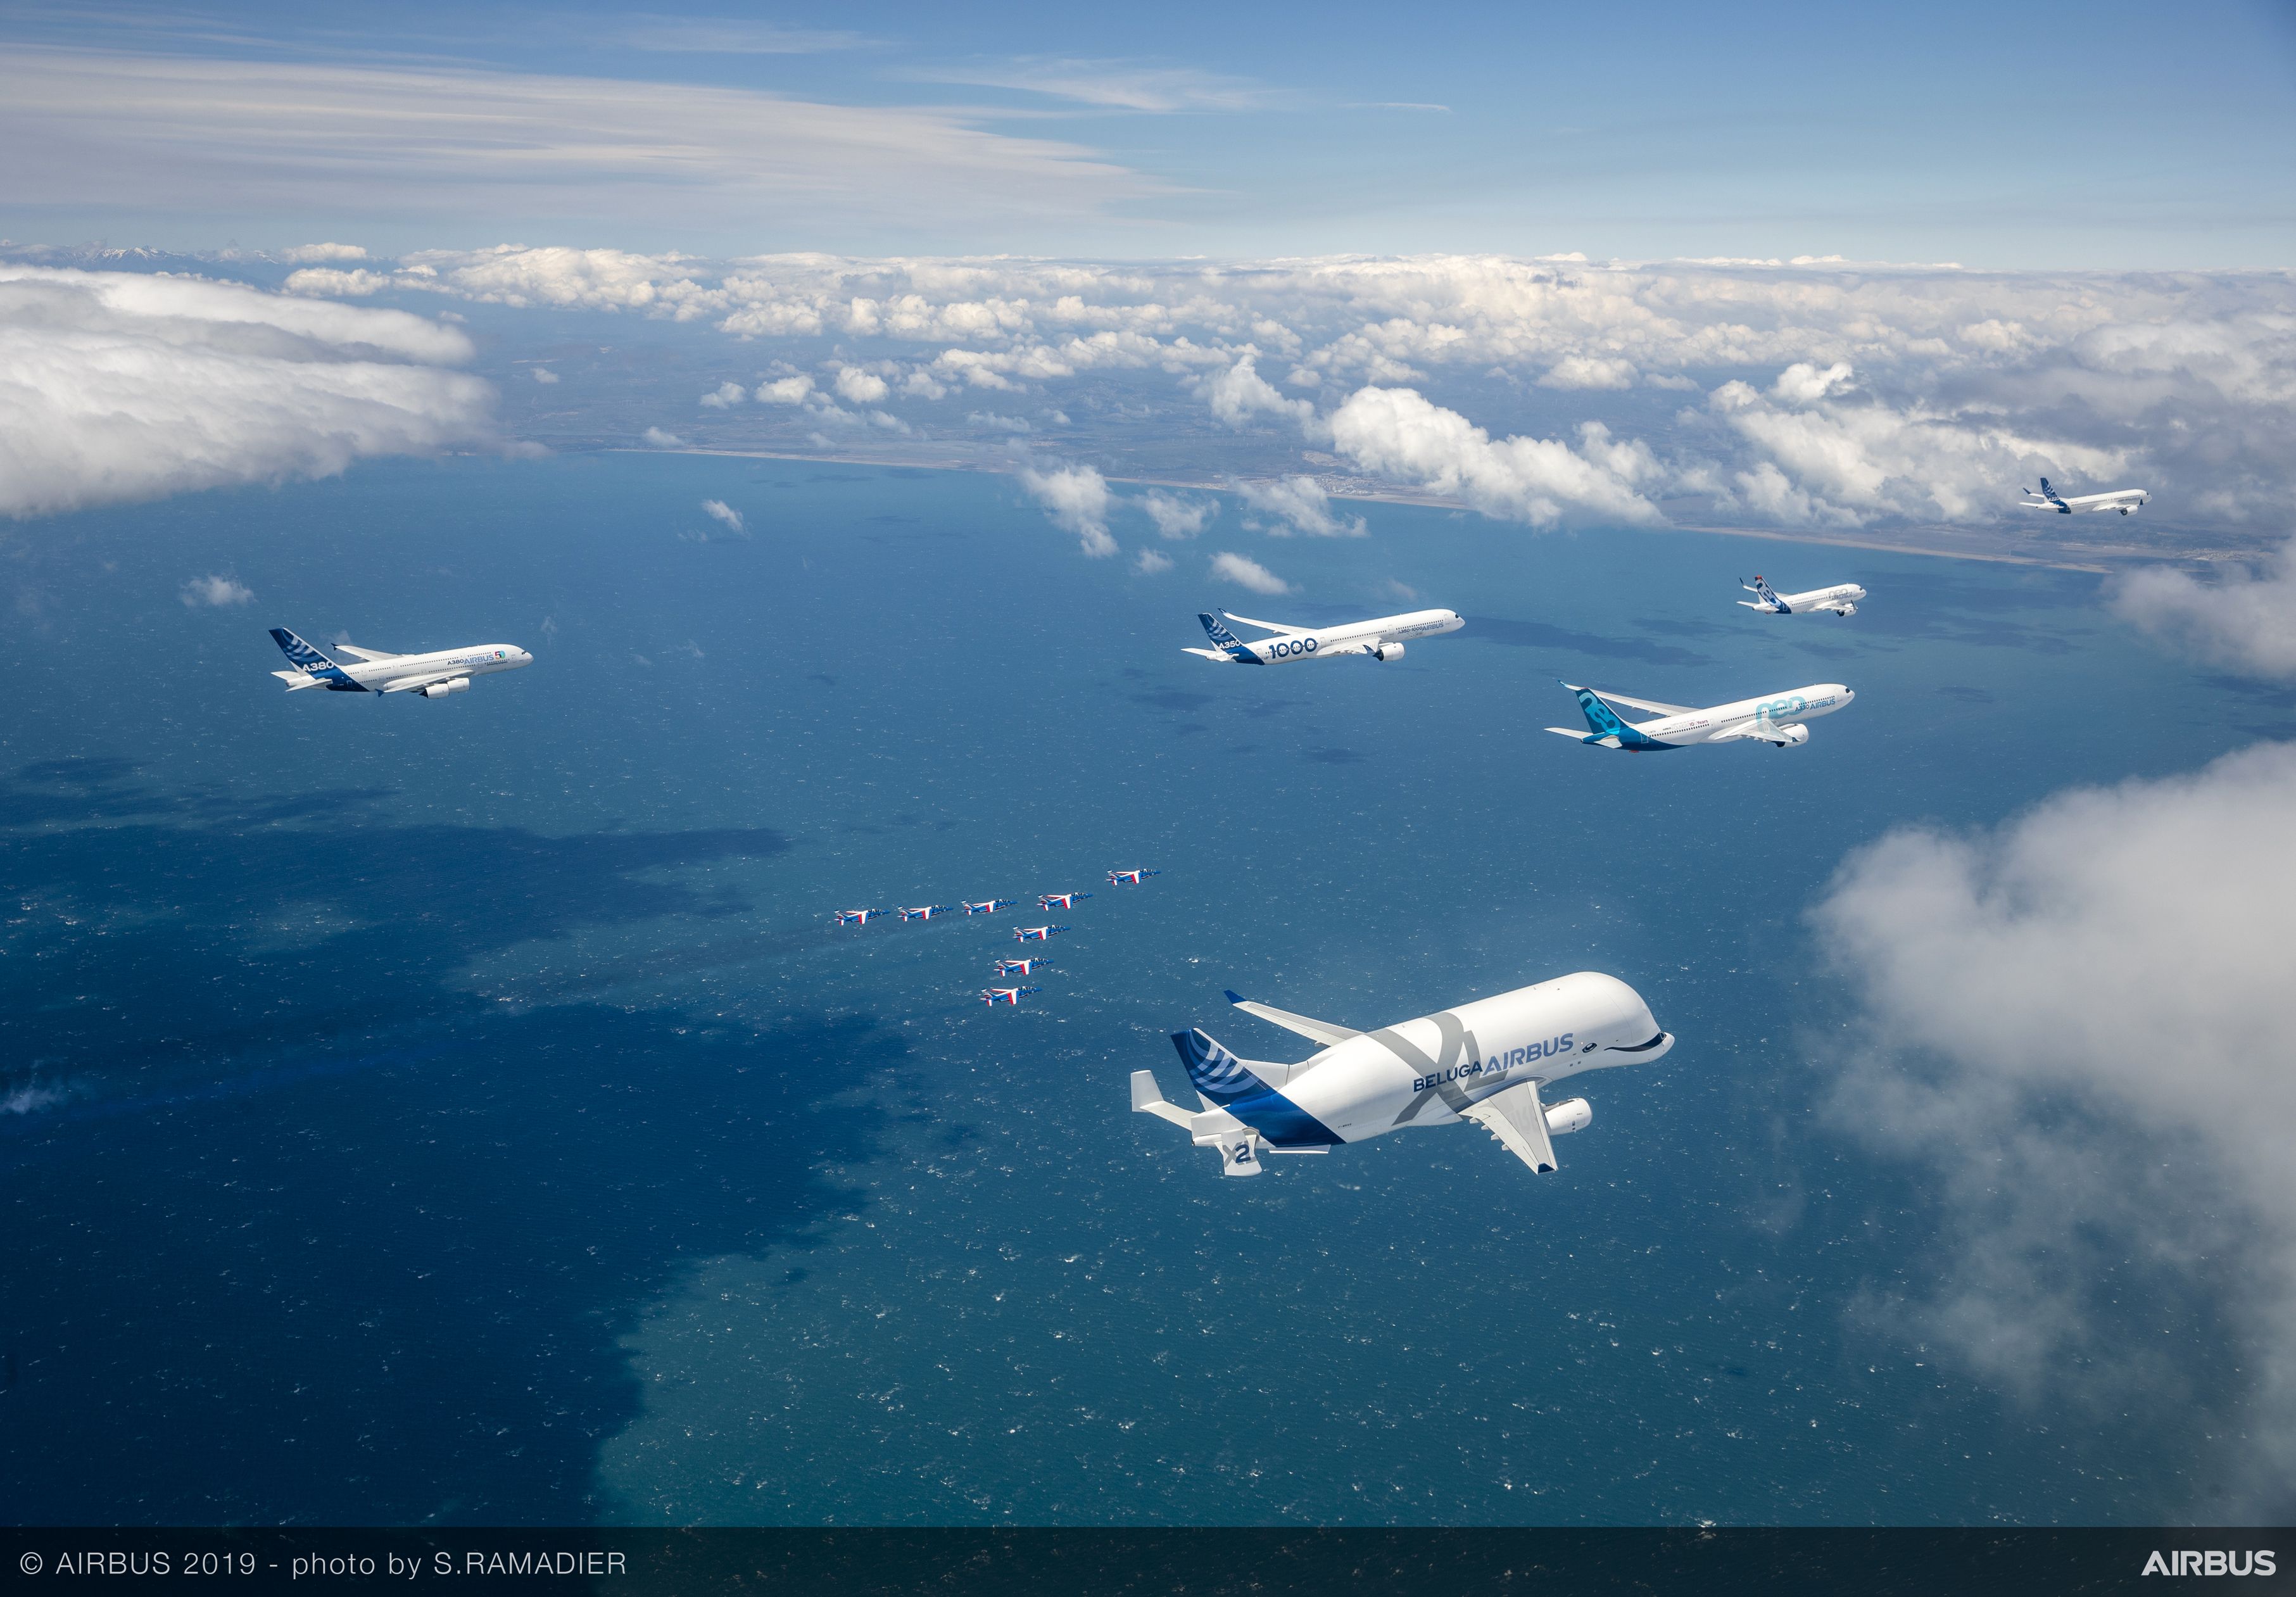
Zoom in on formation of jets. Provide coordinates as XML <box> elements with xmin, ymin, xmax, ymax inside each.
<box><xmin>1184</xmin><ymin>607</ymin><xmax>1463</xmax><ymax>665</ymax></box>
<box><xmin>832</xmin><ymin>870</ymin><xmax>1158</xmax><ymax>1009</ymax></box>
<box><xmin>2021</xmin><ymin>477</ymin><xmax>2148</xmax><ymax>516</ymax></box>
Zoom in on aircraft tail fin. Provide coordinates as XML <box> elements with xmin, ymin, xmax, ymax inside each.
<box><xmin>1565</xmin><ymin>681</ymin><xmax>1637</xmax><ymax>740</ymax></box>
<box><xmin>268</xmin><ymin>628</ymin><xmax>364</xmax><ymax>691</ymax></box>
<box><xmin>1197</xmin><ymin>613</ymin><xmax>1258</xmax><ymax>662</ymax></box>
<box><xmin>1170</xmin><ymin>1028</ymin><xmax>1271</xmax><ymax>1104</ymax></box>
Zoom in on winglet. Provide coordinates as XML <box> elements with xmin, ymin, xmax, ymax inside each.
<box><xmin>1223</xmin><ymin>989</ymin><xmax>1247</xmax><ymax>1006</ymax></box>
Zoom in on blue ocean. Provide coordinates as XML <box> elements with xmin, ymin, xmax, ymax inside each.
<box><xmin>0</xmin><ymin>455</ymin><xmax>2268</xmax><ymax>1524</ymax></box>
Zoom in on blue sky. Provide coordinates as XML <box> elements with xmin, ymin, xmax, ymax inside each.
<box><xmin>3</xmin><ymin>0</ymin><xmax>2292</xmax><ymax>265</ymax></box>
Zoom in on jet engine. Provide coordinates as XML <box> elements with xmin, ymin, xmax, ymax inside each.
<box><xmin>1770</xmin><ymin>723</ymin><xmax>1810</xmax><ymax>748</ymax></box>
<box><xmin>1834</xmin><ymin>603</ymin><xmax>1858</xmax><ymax>617</ymax></box>
<box><xmin>1542</xmin><ymin>1097</ymin><xmax>1592</xmax><ymax>1136</ymax></box>
<box><xmin>1372</xmin><ymin>643</ymin><xmax>1405</xmax><ymax>662</ymax></box>
<box><xmin>419</xmin><ymin>678</ymin><xmax>470</xmax><ymax>698</ymax></box>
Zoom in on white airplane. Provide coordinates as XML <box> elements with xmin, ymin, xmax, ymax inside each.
<box><xmin>1739</xmin><ymin>574</ymin><xmax>1865</xmax><ymax>617</ymax></box>
<box><xmin>269</xmin><ymin>628</ymin><xmax>532</xmax><ymax>698</ymax></box>
<box><xmin>1132</xmin><ymin>975</ymin><xmax>1672</xmax><ymax>1178</ymax></box>
<box><xmin>1184</xmin><ymin>607</ymin><xmax>1462</xmax><ymax>665</ymax></box>
<box><xmin>2021</xmin><ymin>477</ymin><xmax>2148</xmax><ymax>516</ymax></box>
<box><xmin>1544</xmin><ymin>679</ymin><xmax>1853</xmax><ymax>750</ymax></box>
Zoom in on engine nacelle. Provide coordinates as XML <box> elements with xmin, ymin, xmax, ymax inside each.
<box><xmin>419</xmin><ymin>678</ymin><xmax>470</xmax><ymax>698</ymax></box>
<box><xmin>1372</xmin><ymin>642</ymin><xmax>1405</xmax><ymax>662</ymax></box>
<box><xmin>1771</xmin><ymin>723</ymin><xmax>1810</xmax><ymax>747</ymax></box>
<box><xmin>1543</xmin><ymin>1097</ymin><xmax>1592</xmax><ymax>1137</ymax></box>
<box><xmin>1834</xmin><ymin>602</ymin><xmax>1858</xmax><ymax>617</ymax></box>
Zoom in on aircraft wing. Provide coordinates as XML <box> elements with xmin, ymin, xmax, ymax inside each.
<box><xmin>1459</xmin><ymin>1081</ymin><xmax>1558</xmax><ymax>1175</ymax></box>
<box><xmin>1224</xmin><ymin>990</ymin><xmax>1360</xmax><ymax>1047</ymax></box>
<box><xmin>1587</xmin><ymin>688</ymin><xmax>1700</xmax><ymax>718</ymax></box>
<box><xmin>1219</xmin><ymin>611</ymin><xmax>1308</xmax><ymax>636</ymax></box>
<box><xmin>377</xmin><ymin>669</ymin><xmax>465</xmax><ymax>694</ymax></box>
<box><xmin>332</xmin><ymin>645</ymin><xmax>402</xmax><ymax>662</ymax></box>
<box><xmin>1706</xmin><ymin>718</ymin><xmax>1797</xmax><ymax>746</ymax></box>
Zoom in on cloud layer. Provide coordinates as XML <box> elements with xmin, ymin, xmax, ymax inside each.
<box><xmin>2114</xmin><ymin>541</ymin><xmax>2296</xmax><ymax>680</ymax></box>
<box><xmin>0</xmin><ymin>266</ymin><xmax>494</xmax><ymax>520</ymax></box>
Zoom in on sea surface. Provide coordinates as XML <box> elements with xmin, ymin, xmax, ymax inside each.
<box><xmin>0</xmin><ymin>454</ymin><xmax>2273</xmax><ymax>1524</ymax></box>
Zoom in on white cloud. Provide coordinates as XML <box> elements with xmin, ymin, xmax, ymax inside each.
<box><xmin>1237</xmin><ymin>475</ymin><xmax>1365</xmax><ymax>538</ymax></box>
<box><xmin>1814</xmin><ymin>741</ymin><xmax>2296</xmax><ymax>1505</ymax></box>
<box><xmin>2114</xmin><ymin>541</ymin><xmax>2296</xmax><ymax>681</ymax></box>
<box><xmin>911</xmin><ymin>59</ymin><xmax>1268</xmax><ymax>113</ymax></box>
<box><xmin>1327</xmin><ymin>387</ymin><xmax>1663</xmax><ymax>527</ymax></box>
<box><xmin>968</xmin><ymin>411</ymin><xmax>1032</xmax><ymax>432</ymax></box>
<box><xmin>1197</xmin><ymin>354</ymin><xmax>1318</xmax><ymax>431</ymax></box>
<box><xmin>1209</xmin><ymin>550</ymin><xmax>1290</xmax><ymax>594</ymax></box>
<box><xmin>1133</xmin><ymin>548</ymin><xmax>1173</xmax><ymax>574</ymax></box>
<box><xmin>755</xmin><ymin>376</ymin><xmax>814</xmax><ymax>404</ymax></box>
<box><xmin>1017</xmin><ymin>462</ymin><xmax>1118</xmax><ymax>557</ymax></box>
<box><xmin>281</xmin><ymin>267</ymin><xmax>397</xmax><ymax>297</ymax></box>
<box><xmin>643</xmin><ymin>426</ymin><xmax>686</xmax><ymax>447</ymax></box>
<box><xmin>0</xmin><ymin>266</ymin><xmax>493</xmax><ymax>521</ymax></box>
<box><xmin>1141</xmin><ymin>488</ymin><xmax>1213</xmax><ymax>539</ymax></box>
<box><xmin>279</xmin><ymin>243</ymin><xmax>368</xmax><ymax>264</ymax></box>
<box><xmin>180</xmin><ymin>574</ymin><xmax>252</xmax><ymax>607</ymax></box>
<box><xmin>699</xmin><ymin>381</ymin><xmax>747</xmax><ymax>408</ymax></box>
<box><xmin>700</xmin><ymin>498</ymin><xmax>744</xmax><ymax>532</ymax></box>
<box><xmin>531</xmin><ymin>367</ymin><xmax>560</xmax><ymax>384</ymax></box>
<box><xmin>1537</xmin><ymin>355</ymin><xmax>1636</xmax><ymax>390</ymax></box>
<box><xmin>833</xmin><ymin>366</ymin><xmax>890</xmax><ymax>405</ymax></box>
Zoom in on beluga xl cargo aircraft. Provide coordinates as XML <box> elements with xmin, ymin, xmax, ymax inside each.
<box><xmin>1185</xmin><ymin>607</ymin><xmax>1462</xmax><ymax>664</ymax></box>
<box><xmin>1132</xmin><ymin>975</ymin><xmax>1672</xmax><ymax>1177</ymax></box>
<box><xmin>2020</xmin><ymin>477</ymin><xmax>2148</xmax><ymax>516</ymax></box>
<box><xmin>1546</xmin><ymin>679</ymin><xmax>1853</xmax><ymax>750</ymax></box>
<box><xmin>268</xmin><ymin>629</ymin><xmax>531</xmax><ymax>698</ymax></box>
<box><xmin>1739</xmin><ymin>575</ymin><xmax>1865</xmax><ymax>616</ymax></box>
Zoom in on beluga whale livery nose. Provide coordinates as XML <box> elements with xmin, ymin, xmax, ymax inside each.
<box><xmin>1546</xmin><ymin>679</ymin><xmax>1855</xmax><ymax>751</ymax></box>
<box><xmin>1183</xmin><ymin>607</ymin><xmax>1463</xmax><ymax>665</ymax></box>
<box><xmin>268</xmin><ymin>628</ymin><xmax>533</xmax><ymax>698</ymax></box>
<box><xmin>1738</xmin><ymin>576</ymin><xmax>1865</xmax><ymax>617</ymax></box>
<box><xmin>1132</xmin><ymin>975</ymin><xmax>1672</xmax><ymax>1178</ymax></box>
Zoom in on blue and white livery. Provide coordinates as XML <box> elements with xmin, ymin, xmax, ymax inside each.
<box><xmin>1184</xmin><ymin>607</ymin><xmax>1462</xmax><ymax>666</ymax></box>
<box><xmin>1106</xmin><ymin>868</ymin><xmax>1159</xmax><ymax>886</ymax></box>
<box><xmin>833</xmin><ymin>908</ymin><xmax>883</xmax><ymax>926</ymax></box>
<box><xmin>1738</xmin><ymin>575</ymin><xmax>1865</xmax><ymax>617</ymax></box>
<box><xmin>964</xmin><ymin>899</ymin><xmax>1016</xmax><ymax>915</ymax></box>
<box><xmin>1132</xmin><ymin>975</ymin><xmax>1672</xmax><ymax>1178</ymax></box>
<box><xmin>2021</xmin><ymin>477</ymin><xmax>2148</xmax><ymax>517</ymax></box>
<box><xmin>996</xmin><ymin>957</ymin><xmax>1052</xmax><ymax>976</ymax></box>
<box><xmin>1013</xmin><ymin>925</ymin><xmax>1067</xmax><ymax>942</ymax></box>
<box><xmin>1040</xmin><ymin>892</ymin><xmax>1091</xmax><ymax>910</ymax></box>
<box><xmin>898</xmin><ymin>904</ymin><xmax>954</xmax><ymax>922</ymax></box>
<box><xmin>268</xmin><ymin>628</ymin><xmax>532</xmax><ymax>698</ymax></box>
<box><xmin>1544</xmin><ymin>679</ymin><xmax>1854</xmax><ymax>752</ymax></box>
<box><xmin>981</xmin><ymin>986</ymin><xmax>1041</xmax><ymax>1006</ymax></box>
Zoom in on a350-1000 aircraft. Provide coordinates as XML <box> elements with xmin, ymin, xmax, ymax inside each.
<box><xmin>1132</xmin><ymin>974</ymin><xmax>1673</xmax><ymax>1177</ymax></box>
<box><xmin>1546</xmin><ymin>679</ymin><xmax>1855</xmax><ymax>750</ymax></box>
<box><xmin>1185</xmin><ymin>606</ymin><xmax>1463</xmax><ymax>664</ymax></box>
<box><xmin>268</xmin><ymin>628</ymin><xmax>533</xmax><ymax>698</ymax></box>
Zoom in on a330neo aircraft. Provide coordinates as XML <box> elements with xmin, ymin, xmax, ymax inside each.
<box><xmin>1184</xmin><ymin>607</ymin><xmax>1462</xmax><ymax>664</ymax></box>
<box><xmin>2020</xmin><ymin>477</ymin><xmax>2148</xmax><ymax>516</ymax></box>
<box><xmin>1739</xmin><ymin>575</ymin><xmax>1865</xmax><ymax>616</ymax></box>
<box><xmin>1132</xmin><ymin>974</ymin><xmax>1672</xmax><ymax>1178</ymax></box>
<box><xmin>1545</xmin><ymin>679</ymin><xmax>1853</xmax><ymax>750</ymax></box>
<box><xmin>268</xmin><ymin>629</ymin><xmax>532</xmax><ymax>698</ymax></box>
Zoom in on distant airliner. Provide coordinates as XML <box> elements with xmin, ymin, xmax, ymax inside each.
<box><xmin>1545</xmin><ymin>680</ymin><xmax>1854</xmax><ymax>750</ymax></box>
<box><xmin>1132</xmin><ymin>975</ymin><xmax>1672</xmax><ymax>1178</ymax></box>
<box><xmin>1739</xmin><ymin>575</ymin><xmax>1864</xmax><ymax>617</ymax></box>
<box><xmin>1184</xmin><ymin>607</ymin><xmax>1462</xmax><ymax>664</ymax></box>
<box><xmin>2021</xmin><ymin>477</ymin><xmax>2148</xmax><ymax>516</ymax></box>
<box><xmin>270</xmin><ymin>628</ymin><xmax>531</xmax><ymax>698</ymax></box>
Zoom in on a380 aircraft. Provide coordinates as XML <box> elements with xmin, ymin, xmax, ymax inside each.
<box><xmin>1545</xmin><ymin>680</ymin><xmax>1855</xmax><ymax>750</ymax></box>
<box><xmin>1185</xmin><ymin>607</ymin><xmax>1463</xmax><ymax>665</ymax></box>
<box><xmin>2020</xmin><ymin>477</ymin><xmax>2148</xmax><ymax>516</ymax></box>
<box><xmin>1132</xmin><ymin>975</ymin><xmax>1672</xmax><ymax>1177</ymax></box>
<box><xmin>1739</xmin><ymin>576</ymin><xmax>1865</xmax><ymax>617</ymax></box>
<box><xmin>269</xmin><ymin>628</ymin><xmax>531</xmax><ymax>698</ymax></box>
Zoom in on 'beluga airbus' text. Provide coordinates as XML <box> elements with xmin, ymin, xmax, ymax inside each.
<box><xmin>1545</xmin><ymin>679</ymin><xmax>1854</xmax><ymax>750</ymax></box>
<box><xmin>1132</xmin><ymin>976</ymin><xmax>1672</xmax><ymax>1178</ymax></box>
<box><xmin>268</xmin><ymin>629</ymin><xmax>532</xmax><ymax>698</ymax></box>
<box><xmin>1184</xmin><ymin>607</ymin><xmax>1462</xmax><ymax>664</ymax></box>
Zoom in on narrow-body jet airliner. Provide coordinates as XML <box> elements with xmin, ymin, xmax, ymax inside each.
<box><xmin>1185</xmin><ymin>607</ymin><xmax>1461</xmax><ymax>665</ymax></box>
<box><xmin>270</xmin><ymin>628</ymin><xmax>531</xmax><ymax>698</ymax></box>
<box><xmin>2021</xmin><ymin>477</ymin><xmax>2148</xmax><ymax>516</ymax></box>
<box><xmin>1132</xmin><ymin>976</ymin><xmax>1672</xmax><ymax>1177</ymax></box>
<box><xmin>1739</xmin><ymin>576</ymin><xmax>1864</xmax><ymax>617</ymax></box>
<box><xmin>1546</xmin><ymin>679</ymin><xmax>1853</xmax><ymax>750</ymax></box>
<box><xmin>1107</xmin><ymin>869</ymin><xmax>1159</xmax><ymax>886</ymax></box>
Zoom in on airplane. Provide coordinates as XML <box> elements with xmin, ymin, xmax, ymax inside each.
<box><xmin>897</xmin><ymin>905</ymin><xmax>954</xmax><ymax>922</ymax></box>
<box><xmin>1184</xmin><ymin>607</ymin><xmax>1463</xmax><ymax>665</ymax></box>
<box><xmin>1545</xmin><ymin>679</ymin><xmax>1853</xmax><ymax>751</ymax></box>
<box><xmin>1106</xmin><ymin>869</ymin><xmax>1159</xmax><ymax>886</ymax></box>
<box><xmin>833</xmin><ymin>909</ymin><xmax>883</xmax><ymax>926</ymax></box>
<box><xmin>982</xmin><ymin>986</ymin><xmax>1042</xmax><ymax>1006</ymax></box>
<box><xmin>1131</xmin><ymin>975</ymin><xmax>1672</xmax><ymax>1178</ymax></box>
<box><xmin>1739</xmin><ymin>575</ymin><xmax>1865</xmax><ymax>617</ymax></box>
<box><xmin>996</xmin><ymin>957</ymin><xmax>1052</xmax><ymax>976</ymax></box>
<box><xmin>1040</xmin><ymin>892</ymin><xmax>1092</xmax><ymax>910</ymax></box>
<box><xmin>268</xmin><ymin>628</ymin><xmax>532</xmax><ymax>698</ymax></box>
<box><xmin>2020</xmin><ymin>477</ymin><xmax>2148</xmax><ymax>516</ymax></box>
<box><xmin>963</xmin><ymin>899</ymin><xmax>1017</xmax><ymax>916</ymax></box>
<box><xmin>1013</xmin><ymin>925</ymin><xmax>1068</xmax><ymax>942</ymax></box>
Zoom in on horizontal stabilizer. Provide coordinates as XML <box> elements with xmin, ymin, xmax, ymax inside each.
<box><xmin>1181</xmin><ymin>647</ymin><xmax>1233</xmax><ymax>661</ymax></box>
<box><xmin>1460</xmin><ymin>1081</ymin><xmax>1559</xmax><ymax>1175</ymax></box>
<box><xmin>1223</xmin><ymin>990</ymin><xmax>1359</xmax><ymax>1049</ymax></box>
<box><xmin>1130</xmin><ymin>1070</ymin><xmax>1194</xmax><ymax>1128</ymax></box>
<box><xmin>1546</xmin><ymin>727</ymin><xmax>1620</xmax><ymax>747</ymax></box>
<box><xmin>271</xmin><ymin>669</ymin><xmax>326</xmax><ymax>691</ymax></box>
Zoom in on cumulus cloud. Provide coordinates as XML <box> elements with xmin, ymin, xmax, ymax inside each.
<box><xmin>0</xmin><ymin>265</ymin><xmax>493</xmax><ymax>521</ymax></box>
<box><xmin>180</xmin><ymin>574</ymin><xmax>252</xmax><ymax>607</ymax></box>
<box><xmin>755</xmin><ymin>376</ymin><xmax>814</xmax><ymax>404</ymax></box>
<box><xmin>1197</xmin><ymin>354</ymin><xmax>1318</xmax><ymax>430</ymax></box>
<box><xmin>1210</xmin><ymin>550</ymin><xmax>1289</xmax><ymax>594</ymax></box>
<box><xmin>531</xmin><ymin>367</ymin><xmax>560</xmax><ymax>384</ymax></box>
<box><xmin>968</xmin><ymin>411</ymin><xmax>1032</xmax><ymax>432</ymax></box>
<box><xmin>1141</xmin><ymin>489</ymin><xmax>1214</xmax><ymax>539</ymax></box>
<box><xmin>1238</xmin><ymin>475</ymin><xmax>1365</xmax><ymax>538</ymax></box>
<box><xmin>1133</xmin><ymin>548</ymin><xmax>1173</xmax><ymax>574</ymax></box>
<box><xmin>699</xmin><ymin>381</ymin><xmax>747</xmax><ymax>408</ymax></box>
<box><xmin>2113</xmin><ymin>541</ymin><xmax>2296</xmax><ymax>681</ymax></box>
<box><xmin>832</xmin><ymin>366</ymin><xmax>890</xmax><ymax>405</ymax></box>
<box><xmin>643</xmin><ymin>426</ymin><xmax>686</xmax><ymax>447</ymax></box>
<box><xmin>1815</xmin><ymin>743</ymin><xmax>2296</xmax><ymax>1506</ymax></box>
<box><xmin>700</xmin><ymin>498</ymin><xmax>744</xmax><ymax>532</ymax></box>
<box><xmin>1017</xmin><ymin>462</ymin><xmax>1118</xmax><ymax>557</ymax></box>
<box><xmin>1537</xmin><ymin>355</ymin><xmax>1636</xmax><ymax>390</ymax></box>
<box><xmin>279</xmin><ymin>243</ymin><xmax>368</xmax><ymax>264</ymax></box>
<box><xmin>1328</xmin><ymin>387</ymin><xmax>1662</xmax><ymax>527</ymax></box>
